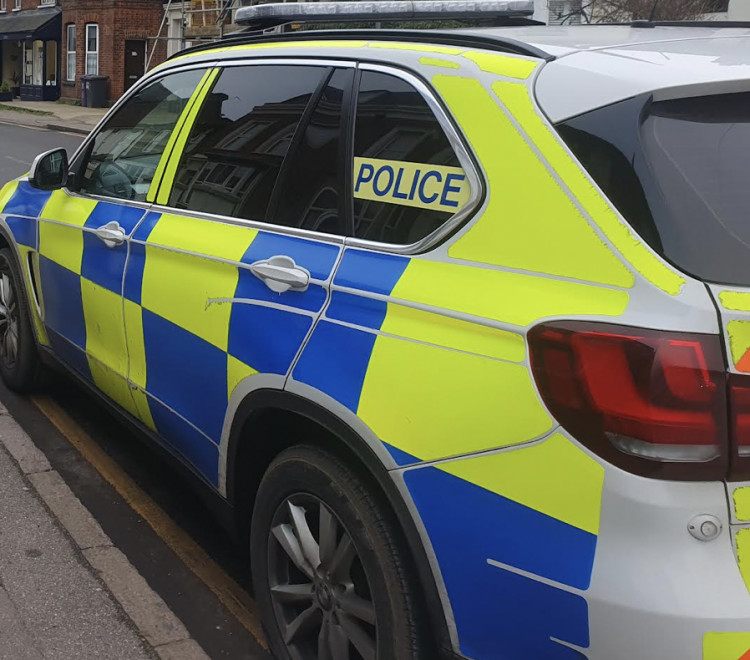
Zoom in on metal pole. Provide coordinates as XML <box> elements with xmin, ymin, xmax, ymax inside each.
<box><xmin>146</xmin><ymin>0</ymin><xmax>174</xmax><ymax>70</ymax></box>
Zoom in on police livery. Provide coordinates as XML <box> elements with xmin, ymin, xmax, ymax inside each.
<box><xmin>0</xmin><ymin>2</ymin><xmax>749</xmax><ymax>658</ymax></box>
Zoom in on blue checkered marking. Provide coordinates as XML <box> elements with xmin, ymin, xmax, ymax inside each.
<box><xmin>3</xmin><ymin>181</ymin><xmax>51</xmax><ymax>218</ymax></box>
<box><xmin>147</xmin><ymin>394</ymin><xmax>220</xmax><ymax>486</ymax></box>
<box><xmin>142</xmin><ymin>309</ymin><xmax>227</xmax><ymax>443</ymax></box>
<box><xmin>384</xmin><ymin>443</ymin><xmax>419</xmax><ymax>467</ymax></box>
<box><xmin>5</xmin><ymin>216</ymin><xmax>37</xmax><ymax>249</ymax></box>
<box><xmin>132</xmin><ymin>211</ymin><xmax>161</xmax><ymax>242</ymax></box>
<box><xmin>241</xmin><ymin>232</ymin><xmax>340</xmax><ymax>281</ymax></box>
<box><xmin>294</xmin><ymin>248</ymin><xmax>409</xmax><ymax>411</ymax></box>
<box><xmin>404</xmin><ymin>466</ymin><xmax>594</xmax><ymax>660</ymax></box>
<box><xmin>47</xmin><ymin>328</ymin><xmax>92</xmax><ymax>381</ymax></box>
<box><xmin>39</xmin><ymin>256</ymin><xmax>86</xmax><ymax>350</ymax></box>
<box><xmin>81</xmin><ymin>231</ymin><xmax>128</xmax><ymax>295</ymax></box>
<box><xmin>293</xmin><ymin>321</ymin><xmax>377</xmax><ymax>413</ymax></box>
<box><xmin>228</xmin><ymin>303</ymin><xmax>312</xmax><ymax>375</ymax></box>
<box><xmin>333</xmin><ymin>248</ymin><xmax>409</xmax><ymax>294</ymax></box>
<box><xmin>325</xmin><ymin>291</ymin><xmax>387</xmax><ymax>330</ymax></box>
<box><xmin>234</xmin><ymin>265</ymin><xmax>326</xmax><ymax>313</ymax></box>
<box><xmin>83</xmin><ymin>201</ymin><xmax>145</xmax><ymax>234</ymax></box>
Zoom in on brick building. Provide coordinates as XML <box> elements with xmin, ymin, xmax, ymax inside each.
<box><xmin>0</xmin><ymin>0</ymin><xmax>170</xmax><ymax>104</ymax></box>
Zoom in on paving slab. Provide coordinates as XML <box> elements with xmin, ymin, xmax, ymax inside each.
<box><xmin>0</xmin><ymin>442</ymin><xmax>156</xmax><ymax>660</ymax></box>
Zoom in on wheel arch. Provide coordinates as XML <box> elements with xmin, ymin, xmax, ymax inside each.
<box><xmin>224</xmin><ymin>387</ymin><xmax>456</xmax><ymax>657</ymax></box>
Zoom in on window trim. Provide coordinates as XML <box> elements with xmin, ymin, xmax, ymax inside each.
<box><xmin>85</xmin><ymin>23</ymin><xmax>99</xmax><ymax>76</ymax></box>
<box><xmin>66</xmin><ymin>58</ymin><xmax>483</xmax><ymax>255</ymax></box>
<box><xmin>66</xmin><ymin>24</ymin><xmax>76</xmax><ymax>82</ymax></box>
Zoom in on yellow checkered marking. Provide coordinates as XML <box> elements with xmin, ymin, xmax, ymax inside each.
<box><xmin>124</xmin><ymin>298</ymin><xmax>148</xmax><ymax>390</ymax></box>
<box><xmin>0</xmin><ymin>180</ymin><xmax>19</xmax><ymax>211</ymax></box>
<box><xmin>357</xmin><ymin>332</ymin><xmax>552</xmax><ymax>462</ymax></box>
<box><xmin>38</xmin><ymin>192</ymin><xmax>97</xmax><ymax>275</ymax></box>
<box><xmin>228</xmin><ymin>354</ymin><xmax>258</xmax><ymax>401</ymax></box>
<box><xmin>437</xmin><ymin>75</ymin><xmax>634</xmax><ymax>290</ymax></box>
<box><xmin>704</xmin><ymin>632</ymin><xmax>750</xmax><ymax>660</ymax></box>
<box><xmin>727</xmin><ymin>321</ymin><xmax>750</xmax><ymax>371</ymax></box>
<box><xmin>82</xmin><ymin>279</ymin><xmax>128</xmax><ymax>378</ymax></box>
<box><xmin>390</xmin><ymin>259</ymin><xmax>628</xmax><ymax>328</ymax></box>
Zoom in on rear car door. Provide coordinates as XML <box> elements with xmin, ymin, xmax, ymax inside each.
<box><xmin>122</xmin><ymin>61</ymin><xmax>353</xmax><ymax>484</ymax></box>
<box><xmin>36</xmin><ymin>67</ymin><xmax>210</xmax><ymax>419</ymax></box>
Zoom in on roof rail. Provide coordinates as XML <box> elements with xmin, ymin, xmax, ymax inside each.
<box><xmin>629</xmin><ymin>19</ymin><xmax>750</xmax><ymax>28</ymax></box>
<box><xmin>169</xmin><ymin>28</ymin><xmax>554</xmax><ymax>62</ymax></box>
<box><xmin>235</xmin><ymin>0</ymin><xmax>534</xmax><ymax>30</ymax></box>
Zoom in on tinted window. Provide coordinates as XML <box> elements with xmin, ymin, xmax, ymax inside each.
<box><xmin>268</xmin><ymin>68</ymin><xmax>352</xmax><ymax>235</ymax></box>
<box><xmin>352</xmin><ymin>71</ymin><xmax>469</xmax><ymax>245</ymax></box>
<box><xmin>168</xmin><ymin>65</ymin><xmax>327</xmax><ymax>222</ymax></box>
<box><xmin>559</xmin><ymin>92</ymin><xmax>750</xmax><ymax>286</ymax></box>
<box><xmin>75</xmin><ymin>68</ymin><xmax>205</xmax><ymax>201</ymax></box>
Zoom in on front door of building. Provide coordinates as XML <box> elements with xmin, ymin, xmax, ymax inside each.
<box><xmin>124</xmin><ymin>40</ymin><xmax>146</xmax><ymax>92</ymax></box>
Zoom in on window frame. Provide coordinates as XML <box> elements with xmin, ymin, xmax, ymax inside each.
<box><xmin>125</xmin><ymin>58</ymin><xmax>483</xmax><ymax>255</ymax></box>
<box><xmin>66</xmin><ymin>24</ymin><xmax>76</xmax><ymax>82</ymax></box>
<box><xmin>0</xmin><ymin>1</ymin><xmax>6</xmax><ymax>13</ymax></box>
<box><xmin>85</xmin><ymin>23</ymin><xmax>99</xmax><ymax>76</ymax></box>
<box><xmin>12</xmin><ymin>0</ymin><xmax>19</xmax><ymax>10</ymax></box>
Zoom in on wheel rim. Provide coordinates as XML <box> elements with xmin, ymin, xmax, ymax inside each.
<box><xmin>0</xmin><ymin>268</ymin><xmax>20</xmax><ymax>370</ymax></box>
<box><xmin>267</xmin><ymin>495</ymin><xmax>378</xmax><ymax>660</ymax></box>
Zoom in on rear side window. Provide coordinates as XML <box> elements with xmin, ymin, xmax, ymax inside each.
<box><xmin>268</xmin><ymin>68</ymin><xmax>353</xmax><ymax>235</ymax></box>
<box><xmin>352</xmin><ymin>71</ymin><xmax>470</xmax><ymax>245</ymax></box>
<box><xmin>168</xmin><ymin>65</ymin><xmax>328</xmax><ymax>223</ymax></box>
<box><xmin>558</xmin><ymin>92</ymin><xmax>750</xmax><ymax>286</ymax></box>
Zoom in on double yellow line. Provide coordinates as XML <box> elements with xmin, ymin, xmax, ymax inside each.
<box><xmin>31</xmin><ymin>394</ymin><xmax>267</xmax><ymax>650</ymax></box>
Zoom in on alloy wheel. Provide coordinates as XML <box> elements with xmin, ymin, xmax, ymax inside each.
<box><xmin>267</xmin><ymin>494</ymin><xmax>378</xmax><ymax>660</ymax></box>
<box><xmin>0</xmin><ymin>270</ymin><xmax>20</xmax><ymax>369</ymax></box>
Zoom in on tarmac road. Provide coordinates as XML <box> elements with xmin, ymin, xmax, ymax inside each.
<box><xmin>0</xmin><ymin>122</ymin><xmax>83</xmax><ymax>183</ymax></box>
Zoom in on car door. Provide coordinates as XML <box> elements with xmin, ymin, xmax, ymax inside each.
<box><xmin>121</xmin><ymin>62</ymin><xmax>353</xmax><ymax>484</ymax></box>
<box><xmin>36</xmin><ymin>67</ymin><xmax>212</xmax><ymax>418</ymax></box>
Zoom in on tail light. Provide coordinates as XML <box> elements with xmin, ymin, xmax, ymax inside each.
<box><xmin>729</xmin><ymin>374</ymin><xmax>750</xmax><ymax>480</ymax></box>
<box><xmin>528</xmin><ymin>322</ymin><xmax>728</xmax><ymax>480</ymax></box>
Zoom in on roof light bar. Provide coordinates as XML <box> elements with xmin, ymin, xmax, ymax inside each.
<box><xmin>235</xmin><ymin>1</ymin><xmax>535</xmax><ymax>29</ymax></box>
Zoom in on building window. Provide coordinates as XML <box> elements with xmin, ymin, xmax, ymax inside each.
<box><xmin>40</xmin><ymin>0</ymin><xmax>56</xmax><ymax>5</ymax></box>
<box><xmin>85</xmin><ymin>24</ymin><xmax>99</xmax><ymax>75</ymax></box>
<box><xmin>0</xmin><ymin>1</ymin><xmax>6</xmax><ymax>13</ymax></box>
<box><xmin>13</xmin><ymin>0</ymin><xmax>20</xmax><ymax>9</ymax></box>
<box><xmin>66</xmin><ymin>25</ymin><xmax>76</xmax><ymax>82</ymax></box>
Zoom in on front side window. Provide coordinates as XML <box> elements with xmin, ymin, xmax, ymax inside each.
<box><xmin>66</xmin><ymin>25</ymin><xmax>76</xmax><ymax>82</ymax></box>
<box><xmin>74</xmin><ymin>68</ymin><xmax>206</xmax><ymax>202</ymax></box>
<box><xmin>352</xmin><ymin>71</ymin><xmax>470</xmax><ymax>245</ymax></box>
<box><xmin>168</xmin><ymin>64</ymin><xmax>328</xmax><ymax>223</ymax></box>
<box><xmin>85</xmin><ymin>24</ymin><xmax>98</xmax><ymax>75</ymax></box>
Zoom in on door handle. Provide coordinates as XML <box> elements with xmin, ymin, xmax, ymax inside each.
<box><xmin>94</xmin><ymin>221</ymin><xmax>126</xmax><ymax>248</ymax></box>
<box><xmin>250</xmin><ymin>255</ymin><xmax>310</xmax><ymax>293</ymax></box>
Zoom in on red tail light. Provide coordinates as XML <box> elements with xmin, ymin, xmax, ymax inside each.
<box><xmin>528</xmin><ymin>322</ymin><xmax>728</xmax><ymax>480</ymax></box>
<box><xmin>729</xmin><ymin>374</ymin><xmax>750</xmax><ymax>480</ymax></box>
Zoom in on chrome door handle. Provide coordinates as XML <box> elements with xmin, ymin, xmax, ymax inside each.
<box><xmin>250</xmin><ymin>255</ymin><xmax>310</xmax><ymax>293</ymax></box>
<box><xmin>94</xmin><ymin>221</ymin><xmax>126</xmax><ymax>248</ymax></box>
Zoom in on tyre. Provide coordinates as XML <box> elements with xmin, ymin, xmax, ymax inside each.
<box><xmin>0</xmin><ymin>247</ymin><xmax>43</xmax><ymax>392</ymax></box>
<box><xmin>251</xmin><ymin>445</ymin><xmax>425</xmax><ymax>660</ymax></box>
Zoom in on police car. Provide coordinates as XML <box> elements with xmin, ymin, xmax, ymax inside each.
<box><xmin>1</xmin><ymin>2</ymin><xmax>750</xmax><ymax>658</ymax></box>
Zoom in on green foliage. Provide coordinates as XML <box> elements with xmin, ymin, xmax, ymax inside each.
<box><xmin>0</xmin><ymin>81</ymin><xmax>9</xmax><ymax>93</ymax></box>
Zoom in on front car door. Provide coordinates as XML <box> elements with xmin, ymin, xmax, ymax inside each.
<box><xmin>37</xmin><ymin>67</ymin><xmax>211</xmax><ymax>419</ymax></box>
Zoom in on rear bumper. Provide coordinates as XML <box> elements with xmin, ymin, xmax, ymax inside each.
<box><xmin>586</xmin><ymin>468</ymin><xmax>750</xmax><ymax>660</ymax></box>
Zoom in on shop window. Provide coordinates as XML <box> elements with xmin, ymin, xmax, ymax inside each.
<box><xmin>66</xmin><ymin>25</ymin><xmax>76</xmax><ymax>82</ymax></box>
<box><xmin>85</xmin><ymin>24</ymin><xmax>99</xmax><ymax>75</ymax></box>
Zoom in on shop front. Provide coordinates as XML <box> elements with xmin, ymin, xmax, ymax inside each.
<box><xmin>0</xmin><ymin>8</ymin><xmax>60</xmax><ymax>101</ymax></box>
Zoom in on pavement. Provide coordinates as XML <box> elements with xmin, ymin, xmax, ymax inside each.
<box><xmin>0</xmin><ymin>100</ymin><xmax>106</xmax><ymax>136</ymax></box>
<box><xmin>0</xmin><ymin>400</ymin><xmax>210</xmax><ymax>660</ymax></box>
